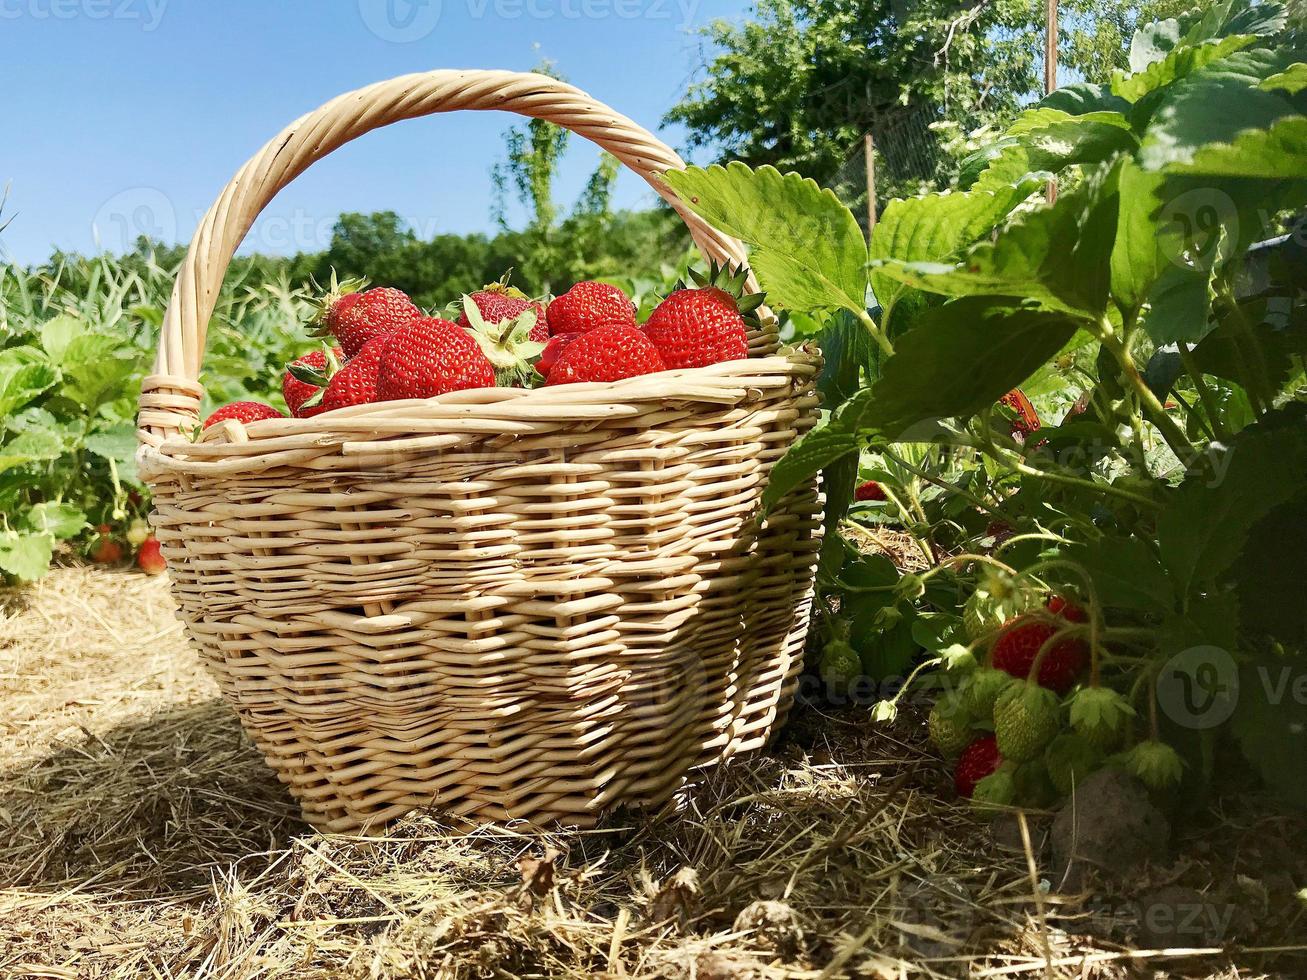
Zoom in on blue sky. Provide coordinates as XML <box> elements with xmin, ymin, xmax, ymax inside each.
<box><xmin>0</xmin><ymin>0</ymin><xmax>751</xmax><ymax>265</ymax></box>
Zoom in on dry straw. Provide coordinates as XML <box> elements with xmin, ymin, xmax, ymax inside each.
<box><xmin>135</xmin><ymin>70</ymin><xmax>824</xmax><ymax>832</ymax></box>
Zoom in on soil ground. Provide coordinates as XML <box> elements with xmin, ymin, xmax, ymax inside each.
<box><xmin>1</xmin><ymin>566</ymin><xmax>1304</xmax><ymax>979</ymax></box>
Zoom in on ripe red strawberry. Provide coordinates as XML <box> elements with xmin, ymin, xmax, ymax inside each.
<box><xmin>90</xmin><ymin>524</ymin><xmax>124</xmax><ymax>564</ymax></box>
<box><xmin>1046</xmin><ymin>595</ymin><xmax>1088</xmax><ymax>622</ymax></box>
<box><xmin>643</xmin><ymin>263</ymin><xmax>761</xmax><ymax>370</ymax></box>
<box><xmin>314</xmin><ymin>284</ymin><xmax>421</xmax><ymax>358</ymax></box>
<box><xmin>991</xmin><ymin>596</ymin><xmax>1089</xmax><ymax>694</ymax></box>
<box><xmin>545</xmin><ymin>281</ymin><xmax>635</xmax><ymax>336</ymax></box>
<box><xmin>536</xmin><ymin>332</ymin><xmax>580</xmax><ymax>380</ymax></box>
<box><xmin>376</xmin><ymin>317</ymin><xmax>496</xmax><ymax>401</ymax></box>
<box><xmin>203</xmin><ymin>401</ymin><xmax>285</xmax><ymax>429</ymax></box>
<box><xmin>544</xmin><ymin>324</ymin><xmax>665</xmax><ymax>386</ymax></box>
<box><xmin>855</xmin><ymin>480</ymin><xmax>887</xmax><ymax>502</ymax></box>
<box><xmin>283</xmin><ymin>348</ymin><xmax>343</xmax><ymax>418</ymax></box>
<box><xmin>136</xmin><ymin>536</ymin><xmax>166</xmax><ymax>575</ymax></box>
<box><xmin>954</xmin><ymin>734</ymin><xmax>1002</xmax><ymax>798</ymax></box>
<box><xmin>320</xmin><ymin>334</ymin><xmax>387</xmax><ymax>412</ymax></box>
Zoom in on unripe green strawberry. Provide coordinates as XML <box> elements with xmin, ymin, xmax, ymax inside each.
<box><xmin>1068</xmin><ymin>686</ymin><xmax>1136</xmax><ymax>752</ymax></box>
<box><xmin>958</xmin><ymin>667</ymin><xmax>1015</xmax><ymax>727</ymax></box>
<box><xmin>928</xmin><ymin>695</ymin><xmax>975</xmax><ymax>758</ymax></box>
<box><xmin>972</xmin><ymin>768</ymin><xmax>1016</xmax><ymax>806</ymax></box>
<box><xmin>1044</xmin><ymin>732</ymin><xmax>1104</xmax><ymax>795</ymax></box>
<box><xmin>1012</xmin><ymin>759</ymin><xmax>1059</xmax><ymax>807</ymax></box>
<box><xmin>1120</xmin><ymin>740</ymin><xmax>1184</xmax><ymax>791</ymax></box>
<box><xmin>994</xmin><ymin>681</ymin><xmax>1062</xmax><ymax>763</ymax></box>
<box><xmin>819</xmin><ymin>640</ymin><xmax>861</xmax><ymax>695</ymax></box>
<box><xmin>126</xmin><ymin>518</ymin><xmax>150</xmax><ymax>548</ymax></box>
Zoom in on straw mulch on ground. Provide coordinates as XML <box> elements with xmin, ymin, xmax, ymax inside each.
<box><xmin>1</xmin><ymin>566</ymin><xmax>1303</xmax><ymax>979</ymax></box>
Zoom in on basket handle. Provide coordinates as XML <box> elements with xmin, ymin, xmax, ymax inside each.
<box><xmin>137</xmin><ymin>69</ymin><xmax>756</xmax><ymax>447</ymax></box>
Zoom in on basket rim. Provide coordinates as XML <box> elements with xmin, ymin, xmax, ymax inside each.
<box><xmin>140</xmin><ymin>348</ymin><xmax>822</xmax><ymax>477</ymax></box>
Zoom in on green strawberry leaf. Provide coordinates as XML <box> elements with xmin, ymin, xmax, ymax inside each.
<box><xmin>872</xmin><ymin>161</ymin><xmax>1122</xmax><ymax>320</ymax></box>
<box><xmin>961</xmin><ymin>115</ymin><xmax>1136</xmax><ymax>189</ymax></box>
<box><xmin>59</xmin><ymin>333</ymin><xmax>143</xmax><ymax>412</ymax></box>
<box><xmin>0</xmin><ymin>347</ymin><xmax>59</xmax><ymax>418</ymax></box>
<box><xmin>663</xmin><ymin>163</ymin><xmax>868</xmax><ymax>317</ymax></box>
<box><xmin>1113</xmin><ymin>34</ymin><xmax>1259</xmax><ymax>103</ymax></box>
<box><xmin>1229</xmin><ymin>489</ymin><xmax>1307</xmax><ymax>646</ymax></box>
<box><xmin>1109</xmin><ymin>159</ymin><xmax>1169</xmax><ymax>316</ymax></box>
<box><xmin>0</xmin><ymin>530</ymin><xmax>55</xmax><ymax>583</ymax></box>
<box><xmin>1141</xmin><ymin>261</ymin><xmax>1219</xmax><ymax>345</ymax></box>
<box><xmin>1164</xmin><ymin>115</ymin><xmax>1307</xmax><ymax>179</ymax></box>
<box><xmin>39</xmin><ymin>314</ymin><xmax>84</xmax><ymax>360</ymax></box>
<box><xmin>1066</xmin><ymin>535</ymin><xmax>1177</xmax><ymax>612</ymax></box>
<box><xmin>1231</xmin><ymin>649</ymin><xmax>1307</xmax><ymax>808</ymax></box>
<box><xmin>85</xmin><ymin>423</ymin><xmax>140</xmax><ymax>482</ymax></box>
<box><xmin>1158</xmin><ymin>403</ymin><xmax>1307</xmax><ymax>598</ymax></box>
<box><xmin>0</xmin><ymin>428</ymin><xmax>66</xmax><ymax>475</ymax></box>
<box><xmin>868</xmin><ymin>180</ymin><xmax>1041</xmax><ymax>324</ymax></box>
<box><xmin>1138</xmin><ymin>49</ymin><xmax>1302</xmax><ymax>171</ymax></box>
<box><xmin>23</xmin><ymin>502</ymin><xmax>87</xmax><ymax>540</ymax></box>
<box><xmin>1261</xmin><ymin>63</ymin><xmax>1307</xmax><ymax>94</ymax></box>
<box><xmin>862</xmin><ymin>297</ymin><xmax>1080</xmax><ymax>441</ymax></box>
<box><xmin>1038</xmin><ymin>82</ymin><xmax>1131</xmax><ymax>116</ymax></box>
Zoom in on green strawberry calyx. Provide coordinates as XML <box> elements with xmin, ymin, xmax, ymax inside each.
<box><xmin>461</xmin><ymin>295</ymin><xmax>546</xmax><ymax>387</ymax></box>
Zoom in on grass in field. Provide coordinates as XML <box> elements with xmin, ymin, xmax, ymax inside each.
<box><xmin>0</xmin><ymin>567</ymin><xmax>1304</xmax><ymax>979</ymax></box>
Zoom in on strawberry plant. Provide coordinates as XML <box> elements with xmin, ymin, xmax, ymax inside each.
<box><xmin>0</xmin><ymin>252</ymin><xmax>315</xmax><ymax>582</ymax></box>
<box><xmin>666</xmin><ymin>0</ymin><xmax>1307</xmax><ymax>807</ymax></box>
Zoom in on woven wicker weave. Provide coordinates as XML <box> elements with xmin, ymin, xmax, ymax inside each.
<box><xmin>137</xmin><ymin>70</ymin><xmax>823</xmax><ymax>832</ymax></box>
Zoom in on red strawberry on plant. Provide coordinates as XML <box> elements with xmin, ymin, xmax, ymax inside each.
<box><xmin>954</xmin><ymin>734</ymin><xmax>1002</xmax><ymax>798</ymax></box>
<box><xmin>991</xmin><ymin>596</ymin><xmax>1089</xmax><ymax>694</ymax></box>
<box><xmin>136</xmin><ymin>536</ymin><xmax>166</xmax><ymax>575</ymax></box>
<box><xmin>643</xmin><ymin>262</ymin><xmax>760</xmax><ymax>370</ymax></box>
<box><xmin>90</xmin><ymin>525</ymin><xmax>123</xmax><ymax>564</ymax></box>
<box><xmin>855</xmin><ymin>480</ymin><xmax>887</xmax><ymax>502</ymax></box>
<box><xmin>320</xmin><ymin>334</ymin><xmax>387</xmax><ymax>412</ymax></box>
<box><xmin>1045</xmin><ymin>595</ymin><xmax>1087</xmax><ymax>622</ymax></box>
<box><xmin>376</xmin><ymin>317</ymin><xmax>496</xmax><ymax>401</ymax></box>
<box><xmin>545</xmin><ymin>281</ymin><xmax>636</xmax><ymax>336</ymax></box>
<box><xmin>312</xmin><ymin>278</ymin><xmax>421</xmax><ymax>358</ymax></box>
<box><xmin>203</xmin><ymin>401</ymin><xmax>285</xmax><ymax>429</ymax></box>
<box><xmin>284</xmin><ymin>348</ymin><xmax>343</xmax><ymax>418</ymax></box>
<box><xmin>544</xmin><ymin>324</ymin><xmax>666</xmax><ymax>386</ymax></box>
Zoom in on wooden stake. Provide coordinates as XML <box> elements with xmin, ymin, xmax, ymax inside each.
<box><xmin>1045</xmin><ymin>0</ymin><xmax>1059</xmax><ymax>203</ymax></box>
<box><xmin>864</xmin><ymin>131</ymin><xmax>878</xmax><ymax>232</ymax></box>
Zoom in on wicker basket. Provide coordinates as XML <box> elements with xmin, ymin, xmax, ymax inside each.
<box><xmin>136</xmin><ymin>69</ymin><xmax>823</xmax><ymax>833</ymax></box>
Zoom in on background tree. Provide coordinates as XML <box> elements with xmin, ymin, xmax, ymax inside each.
<box><xmin>666</xmin><ymin>0</ymin><xmax>1207</xmax><ymax>201</ymax></box>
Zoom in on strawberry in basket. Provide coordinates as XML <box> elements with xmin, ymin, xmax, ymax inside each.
<box><xmin>311</xmin><ymin>277</ymin><xmax>422</xmax><ymax>358</ymax></box>
<box><xmin>283</xmin><ymin>347</ymin><xmax>343</xmax><ymax>418</ymax></box>
<box><xmin>546</xmin><ymin>281</ymin><xmax>636</xmax><ymax>335</ymax></box>
<box><xmin>377</xmin><ymin>317</ymin><xmax>496</xmax><ymax>400</ymax></box>
<box><xmin>643</xmin><ymin>262</ymin><xmax>760</xmax><ymax>369</ymax></box>
<box><xmin>544</xmin><ymin>324</ymin><xmax>664</xmax><ymax>385</ymax></box>
<box><xmin>456</xmin><ymin>275</ymin><xmax>549</xmax><ymax>343</ymax></box>
<box><xmin>455</xmin><ymin>281</ymin><xmax>549</xmax><ymax>387</ymax></box>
